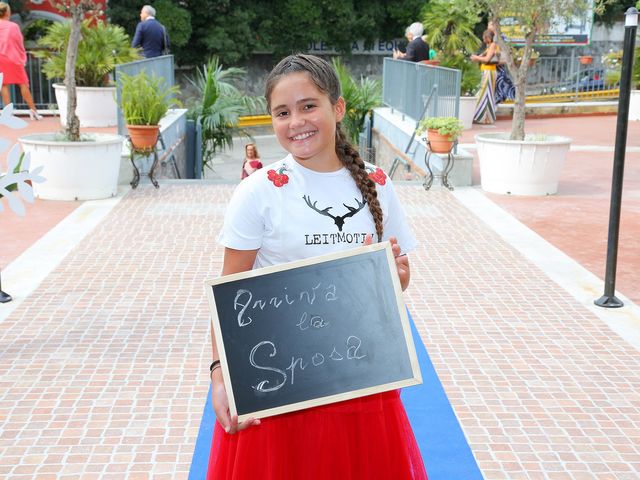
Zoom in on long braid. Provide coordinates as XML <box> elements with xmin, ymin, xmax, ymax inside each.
<box><xmin>335</xmin><ymin>125</ymin><xmax>384</xmax><ymax>242</ymax></box>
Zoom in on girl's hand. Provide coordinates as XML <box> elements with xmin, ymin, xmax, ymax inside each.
<box><xmin>212</xmin><ymin>371</ymin><xmax>261</xmax><ymax>434</ymax></box>
<box><xmin>363</xmin><ymin>235</ymin><xmax>411</xmax><ymax>291</ymax></box>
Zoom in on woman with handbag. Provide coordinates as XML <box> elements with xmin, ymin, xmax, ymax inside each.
<box><xmin>487</xmin><ymin>21</ymin><xmax>516</xmax><ymax>104</ymax></box>
<box><xmin>470</xmin><ymin>29</ymin><xmax>499</xmax><ymax>124</ymax></box>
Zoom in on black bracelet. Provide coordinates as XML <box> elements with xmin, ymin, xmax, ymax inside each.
<box><xmin>210</xmin><ymin>360</ymin><xmax>221</xmax><ymax>372</ymax></box>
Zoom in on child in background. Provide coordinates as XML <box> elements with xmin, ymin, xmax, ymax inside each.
<box><xmin>208</xmin><ymin>54</ymin><xmax>427</xmax><ymax>479</ymax></box>
<box><xmin>240</xmin><ymin>143</ymin><xmax>263</xmax><ymax>179</ymax></box>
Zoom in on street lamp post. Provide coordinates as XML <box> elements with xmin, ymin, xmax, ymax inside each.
<box><xmin>594</xmin><ymin>7</ymin><xmax>638</xmax><ymax>308</ymax></box>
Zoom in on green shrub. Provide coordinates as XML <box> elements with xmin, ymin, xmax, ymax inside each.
<box><xmin>34</xmin><ymin>19</ymin><xmax>140</xmax><ymax>87</ymax></box>
<box><xmin>416</xmin><ymin>117</ymin><xmax>464</xmax><ymax>138</ymax></box>
<box><xmin>332</xmin><ymin>58</ymin><xmax>382</xmax><ymax>145</ymax></box>
<box><xmin>119</xmin><ymin>71</ymin><xmax>181</xmax><ymax>125</ymax></box>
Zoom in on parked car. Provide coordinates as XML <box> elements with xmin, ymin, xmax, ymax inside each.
<box><xmin>545</xmin><ymin>68</ymin><xmax>607</xmax><ymax>94</ymax></box>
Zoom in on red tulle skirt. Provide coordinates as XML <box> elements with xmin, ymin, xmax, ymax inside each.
<box><xmin>0</xmin><ymin>56</ymin><xmax>28</xmax><ymax>85</ymax></box>
<box><xmin>207</xmin><ymin>390</ymin><xmax>427</xmax><ymax>480</ymax></box>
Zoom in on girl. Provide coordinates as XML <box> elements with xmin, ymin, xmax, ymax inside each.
<box><xmin>208</xmin><ymin>54</ymin><xmax>427</xmax><ymax>479</ymax></box>
<box><xmin>0</xmin><ymin>2</ymin><xmax>42</xmax><ymax>120</ymax></box>
<box><xmin>471</xmin><ymin>29</ymin><xmax>499</xmax><ymax>124</ymax></box>
<box><xmin>240</xmin><ymin>143</ymin><xmax>263</xmax><ymax>179</ymax></box>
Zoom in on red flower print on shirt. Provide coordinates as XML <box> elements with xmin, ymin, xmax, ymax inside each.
<box><xmin>267</xmin><ymin>165</ymin><xmax>290</xmax><ymax>187</ymax></box>
<box><xmin>366</xmin><ymin>166</ymin><xmax>387</xmax><ymax>186</ymax></box>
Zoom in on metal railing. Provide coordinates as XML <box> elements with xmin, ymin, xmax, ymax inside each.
<box><xmin>114</xmin><ymin>55</ymin><xmax>175</xmax><ymax>136</ymax></box>
<box><xmin>524</xmin><ymin>56</ymin><xmax>619</xmax><ymax>98</ymax></box>
<box><xmin>382</xmin><ymin>58</ymin><xmax>461</xmax><ymax>122</ymax></box>
<box><xmin>3</xmin><ymin>52</ymin><xmax>57</xmax><ymax>110</ymax></box>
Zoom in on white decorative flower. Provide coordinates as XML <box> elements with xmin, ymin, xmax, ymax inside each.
<box><xmin>0</xmin><ymin>73</ymin><xmax>46</xmax><ymax>216</ymax></box>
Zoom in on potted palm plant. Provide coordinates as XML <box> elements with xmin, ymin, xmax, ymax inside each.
<box><xmin>119</xmin><ymin>71</ymin><xmax>181</xmax><ymax>150</ymax></box>
<box><xmin>34</xmin><ymin>18</ymin><xmax>139</xmax><ymax>127</ymax></box>
<box><xmin>475</xmin><ymin>0</ymin><xmax>608</xmax><ymax>195</ymax></box>
<box><xmin>187</xmin><ymin>57</ymin><xmax>265</xmax><ymax>176</ymax></box>
<box><xmin>416</xmin><ymin>117</ymin><xmax>464</xmax><ymax>153</ymax></box>
<box><xmin>332</xmin><ymin>58</ymin><xmax>382</xmax><ymax>145</ymax></box>
<box><xmin>19</xmin><ymin>0</ymin><xmax>125</xmax><ymax>201</ymax></box>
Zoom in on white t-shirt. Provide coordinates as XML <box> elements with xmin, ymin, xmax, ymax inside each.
<box><xmin>219</xmin><ymin>154</ymin><xmax>417</xmax><ymax>269</ymax></box>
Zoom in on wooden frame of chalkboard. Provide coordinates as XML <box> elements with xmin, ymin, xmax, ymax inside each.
<box><xmin>205</xmin><ymin>242</ymin><xmax>422</xmax><ymax>422</ymax></box>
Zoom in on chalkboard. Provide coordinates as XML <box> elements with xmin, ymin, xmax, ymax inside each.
<box><xmin>205</xmin><ymin>242</ymin><xmax>422</xmax><ymax>421</ymax></box>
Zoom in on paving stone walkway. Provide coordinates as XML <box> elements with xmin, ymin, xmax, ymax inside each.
<box><xmin>1</xmin><ymin>182</ymin><xmax>639</xmax><ymax>479</ymax></box>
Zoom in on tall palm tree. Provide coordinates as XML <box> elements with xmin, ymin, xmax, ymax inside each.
<box><xmin>422</xmin><ymin>0</ymin><xmax>481</xmax><ymax>57</ymax></box>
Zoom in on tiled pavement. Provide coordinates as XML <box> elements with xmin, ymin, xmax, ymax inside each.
<box><xmin>1</xmin><ymin>113</ymin><xmax>640</xmax><ymax>479</ymax></box>
<box><xmin>1</xmin><ymin>180</ymin><xmax>639</xmax><ymax>479</ymax></box>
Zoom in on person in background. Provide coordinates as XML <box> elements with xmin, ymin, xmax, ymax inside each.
<box><xmin>131</xmin><ymin>5</ymin><xmax>169</xmax><ymax>59</ymax></box>
<box><xmin>393</xmin><ymin>22</ymin><xmax>430</xmax><ymax>63</ymax></box>
<box><xmin>470</xmin><ymin>29</ymin><xmax>499</xmax><ymax>124</ymax></box>
<box><xmin>0</xmin><ymin>2</ymin><xmax>42</xmax><ymax>120</ymax></box>
<box><xmin>393</xmin><ymin>26</ymin><xmax>413</xmax><ymax>59</ymax></box>
<box><xmin>207</xmin><ymin>53</ymin><xmax>426</xmax><ymax>479</ymax></box>
<box><xmin>487</xmin><ymin>21</ymin><xmax>516</xmax><ymax>104</ymax></box>
<box><xmin>241</xmin><ymin>143</ymin><xmax>263</xmax><ymax>179</ymax></box>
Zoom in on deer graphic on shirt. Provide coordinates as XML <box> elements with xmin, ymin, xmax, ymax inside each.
<box><xmin>302</xmin><ymin>195</ymin><xmax>367</xmax><ymax>232</ymax></box>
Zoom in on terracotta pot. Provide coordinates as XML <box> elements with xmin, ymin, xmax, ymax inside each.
<box><xmin>579</xmin><ymin>56</ymin><xmax>593</xmax><ymax>65</ymax></box>
<box><xmin>427</xmin><ymin>129</ymin><xmax>455</xmax><ymax>153</ymax></box>
<box><xmin>421</xmin><ymin>60</ymin><xmax>441</xmax><ymax>66</ymax></box>
<box><xmin>127</xmin><ymin>125</ymin><xmax>160</xmax><ymax>151</ymax></box>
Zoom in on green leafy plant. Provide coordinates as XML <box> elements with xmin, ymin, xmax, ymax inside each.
<box><xmin>33</xmin><ymin>0</ymin><xmax>105</xmax><ymax>141</ymax></box>
<box><xmin>604</xmin><ymin>48</ymin><xmax>640</xmax><ymax>89</ymax></box>
<box><xmin>119</xmin><ymin>71</ymin><xmax>181</xmax><ymax>125</ymax></box>
<box><xmin>512</xmin><ymin>46</ymin><xmax>539</xmax><ymax>66</ymax></box>
<box><xmin>422</xmin><ymin>0</ymin><xmax>481</xmax><ymax>97</ymax></box>
<box><xmin>187</xmin><ymin>57</ymin><xmax>265</xmax><ymax>175</ymax></box>
<box><xmin>34</xmin><ymin>19</ymin><xmax>139</xmax><ymax>87</ymax></box>
<box><xmin>422</xmin><ymin>0</ymin><xmax>482</xmax><ymax>57</ymax></box>
<box><xmin>332</xmin><ymin>58</ymin><xmax>382</xmax><ymax>145</ymax></box>
<box><xmin>416</xmin><ymin>117</ymin><xmax>464</xmax><ymax>139</ymax></box>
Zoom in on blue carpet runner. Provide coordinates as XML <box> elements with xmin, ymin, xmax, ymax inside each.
<box><xmin>189</xmin><ymin>312</ymin><xmax>484</xmax><ymax>479</ymax></box>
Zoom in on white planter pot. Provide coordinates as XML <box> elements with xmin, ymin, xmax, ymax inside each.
<box><xmin>629</xmin><ymin>90</ymin><xmax>640</xmax><ymax>121</ymax></box>
<box><xmin>475</xmin><ymin>132</ymin><xmax>571</xmax><ymax>195</ymax></box>
<box><xmin>53</xmin><ymin>84</ymin><xmax>118</xmax><ymax>127</ymax></box>
<box><xmin>459</xmin><ymin>96</ymin><xmax>476</xmax><ymax>130</ymax></box>
<box><xmin>19</xmin><ymin>133</ymin><xmax>124</xmax><ymax>201</ymax></box>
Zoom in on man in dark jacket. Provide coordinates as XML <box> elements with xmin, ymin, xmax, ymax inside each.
<box><xmin>131</xmin><ymin>5</ymin><xmax>169</xmax><ymax>59</ymax></box>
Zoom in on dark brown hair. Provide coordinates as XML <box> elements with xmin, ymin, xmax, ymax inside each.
<box><xmin>265</xmin><ymin>54</ymin><xmax>384</xmax><ymax>241</ymax></box>
<box><xmin>483</xmin><ymin>29</ymin><xmax>495</xmax><ymax>43</ymax></box>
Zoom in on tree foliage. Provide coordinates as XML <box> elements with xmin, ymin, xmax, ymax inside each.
<box><xmin>34</xmin><ymin>19</ymin><xmax>139</xmax><ymax>87</ymax></box>
<box><xmin>422</xmin><ymin>0</ymin><xmax>482</xmax><ymax>96</ymax></box>
<box><xmin>106</xmin><ymin>0</ymin><xmax>191</xmax><ymax>50</ymax></box>
<box><xmin>596</xmin><ymin>0</ymin><xmax>636</xmax><ymax>26</ymax></box>
<box><xmin>482</xmin><ymin>0</ymin><xmax>610</xmax><ymax>140</ymax></box>
<box><xmin>422</xmin><ymin>0</ymin><xmax>481</xmax><ymax>56</ymax></box>
<box><xmin>46</xmin><ymin>0</ymin><xmax>104</xmax><ymax>142</ymax></box>
<box><xmin>107</xmin><ymin>0</ymin><xmax>426</xmax><ymax>66</ymax></box>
